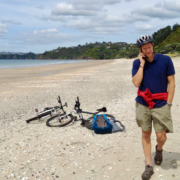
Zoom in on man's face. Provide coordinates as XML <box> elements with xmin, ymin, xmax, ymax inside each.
<box><xmin>141</xmin><ymin>43</ymin><xmax>154</xmax><ymax>58</ymax></box>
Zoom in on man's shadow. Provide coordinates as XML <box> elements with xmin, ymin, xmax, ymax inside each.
<box><xmin>150</xmin><ymin>150</ymin><xmax>180</xmax><ymax>170</ymax></box>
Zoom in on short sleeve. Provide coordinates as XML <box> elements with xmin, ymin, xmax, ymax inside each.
<box><xmin>166</xmin><ymin>57</ymin><xmax>175</xmax><ymax>76</ymax></box>
<box><xmin>132</xmin><ymin>59</ymin><xmax>140</xmax><ymax>77</ymax></box>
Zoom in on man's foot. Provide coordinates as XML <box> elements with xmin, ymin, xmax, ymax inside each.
<box><xmin>142</xmin><ymin>165</ymin><xmax>154</xmax><ymax>180</ymax></box>
<box><xmin>154</xmin><ymin>144</ymin><xmax>163</xmax><ymax>165</ymax></box>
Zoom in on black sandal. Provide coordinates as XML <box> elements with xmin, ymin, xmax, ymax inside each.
<box><xmin>154</xmin><ymin>145</ymin><xmax>163</xmax><ymax>165</ymax></box>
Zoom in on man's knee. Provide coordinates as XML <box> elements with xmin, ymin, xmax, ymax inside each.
<box><xmin>156</xmin><ymin>131</ymin><xmax>167</xmax><ymax>142</ymax></box>
<box><xmin>142</xmin><ymin>130</ymin><xmax>152</xmax><ymax>139</ymax></box>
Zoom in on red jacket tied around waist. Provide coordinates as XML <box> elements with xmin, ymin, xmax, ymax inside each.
<box><xmin>137</xmin><ymin>88</ymin><xmax>168</xmax><ymax>109</ymax></box>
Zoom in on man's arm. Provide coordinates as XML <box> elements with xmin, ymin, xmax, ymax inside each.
<box><xmin>132</xmin><ymin>52</ymin><xmax>146</xmax><ymax>87</ymax></box>
<box><xmin>167</xmin><ymin>75</ymin><xmax>175</xmax><ymax>104</ymax></box>
<box><xmin>132</xmin><ymin>65</ymin><xmax>144</xmax><ymax>87</ymax></box>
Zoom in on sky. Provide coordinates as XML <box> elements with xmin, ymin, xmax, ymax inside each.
<box><xmin>0</xmin><ymin>0</ymin><xmax>180</xmax><ymax>53</ymax></box>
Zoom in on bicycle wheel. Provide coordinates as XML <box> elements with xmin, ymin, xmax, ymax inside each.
<box><xmin>46</xmin><ymin>114</ymin><xmax>74</xmax><ymax>127</ymax></box>
<box><xmin>26</xmin><ymin>111</ymin><xmax>51</xmax><ymax>123</ymax></box>
<box><xmin>84</xmin><ymin>117</ymin><xmax>93</xmax><ymax>129</ymax></box>
<box><xmin>26</xmin><ymin>116</ymin><xmax>40</xmax><ymax>123</ymax></box>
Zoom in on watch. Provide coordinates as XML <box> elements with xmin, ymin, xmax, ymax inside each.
<box><xmin>167</xmin><ymin>103</ymin><xmax>172</xmax><ymax>107</ymax></box>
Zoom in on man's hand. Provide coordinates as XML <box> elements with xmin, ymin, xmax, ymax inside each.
<box><xmin>139</xmin><ymin>52</ymin><xmax>146</xmax><ymax>66</ymax></box>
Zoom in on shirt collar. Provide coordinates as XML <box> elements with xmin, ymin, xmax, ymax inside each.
<box><xmin>153</xmin><ymin>53</ymin><xmax>157</xmax><ymax>61</ymax></box>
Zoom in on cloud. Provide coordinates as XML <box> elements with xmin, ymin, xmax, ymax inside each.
<box><xmin>66</xmin><ymin>19</ymin><xmax>124</xmax><ymax>34</ymax></box>
<box><xmin>104</xmin><ymin>0</ymin><xmax>121</xmax><ymax>4</ymax></box>
<box><xmin>163</xmin><ymin>0</ymin><xmax>180</xmax><ymax>12</ymax></box>
<box><xmin>135</xmin><ymin>24</ymin><xmax>155</xmax><ymax>32</ymax></box>
<box><xmin>65</xmin><ymin>12</ymin><xmax>149</xmax><ymax>35</ymax></box>
<box><xmin>1</xmin><ymin>19</ymin><xmax>21</xmax><ymax>25</ymax></box>
<box><xmin>44</xmin><ymin>0</ymin><xmax>150</xmax><ymax>34</ymax></box>
<box><xmin>51</xmin><ymin>2</ymin><xmax>97</xmax><ymax>16</ymax></box>
<box><xmin>51</xmin><ymin>0</ymin><xmax>123</xmax><ymax>17</ymax></box>
<box><xmin>0</xmin><ymin>23</ymin><xmax>8</xmax><ymax>36</ymax></box>
<box><xmin>131</xmin><ymin>1</ymin><xmax>180</xmax><ymax>19</ymax></box>
<box><xmin>36</xmin><ymin>5</ymin><xmax>44</xmax><ymax>9</ymax></box>
<box><xmin>15</xmin><ymin>28</ymin><xmax>76</xmax><ymax>45</ymax></box>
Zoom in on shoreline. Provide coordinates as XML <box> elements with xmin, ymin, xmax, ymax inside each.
<box><xmin>0</xmin><ymin>59</ymin><xmax>92</xmax><ymax>70</ymax></box>
<box><xmin>0</xmin><ymin>60</ymin><xmax>115</xmax><ymax>85</ymax></box>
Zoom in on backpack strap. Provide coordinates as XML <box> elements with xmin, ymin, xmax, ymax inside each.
<box><xmin>110</xmin><ymin>118</ymin><xmax>125</xmax><ymax>132</ymax></box>
<box><xmin>91</xmin><ymin>114</ymin><xmax>97</xmax><ymax>129</ymax></box>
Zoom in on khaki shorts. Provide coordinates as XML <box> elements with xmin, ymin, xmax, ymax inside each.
<box><xmin>136</xmin><ymin>102</ymin><xmax>173</xmax><ymax>133</ymax></box>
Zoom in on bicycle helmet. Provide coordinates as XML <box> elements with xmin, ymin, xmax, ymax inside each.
<box><xmin>136</xmin><ymin>35</ymin><xmax>153</xmax><ymax>47</ymax></box>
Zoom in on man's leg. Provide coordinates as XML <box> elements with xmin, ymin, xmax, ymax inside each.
<box><xmin>156</xmin><ymin>131</ymin><xmax>167</xmax><ymax>151</ymax></box>
<box><xmin>142</xmin><ymin>130</ymin><xmax>152</xmax><ymax>165</ymax></box>
<box><xmin>141</xmin><ymin>130</ymin><xmax>154</xmax><ymax>180</ymax></box>
<box><xmin>154</xmin><ymin>131</ymin><xmax>167</xmax><ymax>165</ymax></box>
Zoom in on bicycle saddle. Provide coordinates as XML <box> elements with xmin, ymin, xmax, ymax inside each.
<box><xmin>97</xmin><ymin>107</ymin><xmax>107</xmax><ymax>112</ymax></box>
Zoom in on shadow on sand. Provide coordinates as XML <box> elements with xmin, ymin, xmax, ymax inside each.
<box><xmin>150</xmin><ymin>150</ymin><xmax>180</xmax><ymax>170</ymax></box>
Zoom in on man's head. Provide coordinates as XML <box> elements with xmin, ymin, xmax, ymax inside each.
<box><xmin>136</xmin><ymin>35</ymin><xmax>154</xmax><ymax>58</ymax></box>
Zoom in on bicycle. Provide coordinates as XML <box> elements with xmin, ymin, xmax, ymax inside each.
<box><xmin>46</xmin><ymin>96</ymin><xmax>115</xmax><ymax>129</ymax></box>
<box><xmin>26</xmin><ymin>95</ymin><xmax>74</xmax><ymax>124</ymax></box>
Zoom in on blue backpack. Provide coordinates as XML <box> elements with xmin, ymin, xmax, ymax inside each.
<box><xmin>91</xmin><ymin>114</ymin><xmax>113</xmax><ymax>134</ymax></box>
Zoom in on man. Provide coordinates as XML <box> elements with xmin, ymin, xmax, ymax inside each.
<box><xmin>132</xmin><ymin>35</ymin><xmax>175</xmax><ymax>180</ymax></box>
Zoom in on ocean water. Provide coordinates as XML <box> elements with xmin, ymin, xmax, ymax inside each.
<box><xmin>0</xmin><ymin>59</ymin><xmax>89</xmax><ymax>69</ymax></box>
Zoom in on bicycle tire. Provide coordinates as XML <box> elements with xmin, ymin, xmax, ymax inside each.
<box><xmin>26</xmin><ymin>111</ymin><xmax>52</xmax><ymax>123</ymax></box>
<box><xmin>26</xmin><ymin>116</ymin><xmax>40</xmax><ymax>123</ymax></box>
<box><xmin>85</xmin><ymin>117</ymin><xmax>93</xmax><ymax>129</ymax></box>
<box><xmin>46</xmin><ymin>114</ymin><xmax>74</xmax><ymax>127</ymax></box>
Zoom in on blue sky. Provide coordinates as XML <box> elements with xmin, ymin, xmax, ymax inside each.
<box><xmin>0</xmin><ymin>0</ymin><xmax>180</xmax><ymax>53</ymax></box>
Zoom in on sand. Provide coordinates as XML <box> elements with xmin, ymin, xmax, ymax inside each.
<box><xmin>0</xmin><ymin>58</ymin><xmax>180</xmax><ymax>180</ymax></box>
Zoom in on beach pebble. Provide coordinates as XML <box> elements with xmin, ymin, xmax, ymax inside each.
<box><xmin>22</xmin><ymin>177</ymin><xmax>29</xmax><ymax>180</ymax></box>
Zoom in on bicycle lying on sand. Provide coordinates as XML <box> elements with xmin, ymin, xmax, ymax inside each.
<box><xmin>26</xmin><ymin>96</ymin><xmax>74</xmax><ymax>123</ymax></box>
<box><xmin>46</xmin><ymin>96</ymin><xmax>115</xmax><ymax>129</ymax></box>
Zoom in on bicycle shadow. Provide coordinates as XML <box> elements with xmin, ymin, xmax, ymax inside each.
<box><xmin>150</xmin><ymin>150</ymin><xmax>180</xmax><ymax>170</ymax></box>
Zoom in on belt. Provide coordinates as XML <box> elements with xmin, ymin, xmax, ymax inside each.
<box><xmin>138</xmin><ymin>88</ymin><xmax>168</xmax><ymax>109</ymax></box>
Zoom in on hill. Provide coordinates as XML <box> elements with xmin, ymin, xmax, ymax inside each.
<box><xmin>0</xmin><ymin>42</ymin><xmax>138</xmax><ymax>60</ymax></box>
<box><xmin>1</xmin><ymin>23</ymin><xmax>180</xmax><ymax>60</ymax></box>
<box><xmin>153</xmin><ymin>24</ymin><xmax>180</xmax><ymax>54</ymax></box>
<box><xmin>39</xmin><ymin>42</ymin><xmax>139</xmax><ymax>60</ymax></box>
<box><xmin>0</xmin><ymin>52</ymin><xmax>37</xmax><ymax>59</ymax></box>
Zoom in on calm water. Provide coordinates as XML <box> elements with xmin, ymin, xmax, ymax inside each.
<box><xmin>0</xmin><ymin>59</ymin><xmax>89</xmax><ymax>69</ymax></box>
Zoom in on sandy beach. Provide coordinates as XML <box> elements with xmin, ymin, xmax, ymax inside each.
<box><xmin>0</xmin><ymin>58</ymin><xmax>180</xmax><ymax>180</ymax></box>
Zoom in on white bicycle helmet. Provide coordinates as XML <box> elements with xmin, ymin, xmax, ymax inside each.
<box><xmin>136</xmin><ymin>35</ymin><xmax>153</xmax><ymax>47</ymax></box>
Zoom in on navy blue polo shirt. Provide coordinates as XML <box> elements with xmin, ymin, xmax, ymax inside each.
<box><xmin>132</xmin><ymin>53</ymin><xmax>175</xmax><ymax>108</ymax></box>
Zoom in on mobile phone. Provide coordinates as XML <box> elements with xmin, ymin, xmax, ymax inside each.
<box><xmin>141</xmin><ymin>49</ymin><xmax>147</xmax><ymax>60</ymax></box>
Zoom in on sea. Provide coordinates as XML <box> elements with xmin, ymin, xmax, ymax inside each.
<box><xmin>0</xmin><ymin>59</ymin><xmax>89</xmax><ymax>69</ymax></box>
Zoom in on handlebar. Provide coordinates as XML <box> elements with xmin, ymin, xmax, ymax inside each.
<box><xmin>57</xmin><ymin>96</ymin><xmax>61</xmax><ymax>104</ymax></box>
<box><xmin>74</xmin><ymin>96</ymin><xmax>81</xmax><ymax>112</ymax></box>
<box><xmin>74</xmin><ymin>96</ymin><xmax>107</xmax><ymax>114</ymax></box>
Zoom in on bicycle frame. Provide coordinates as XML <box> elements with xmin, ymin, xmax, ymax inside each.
<box><xmin>74</xmin><ymin>97</ymin><xmax>107</xmax><ymax>123</ymax></box>
<box><xmin>35</xmin><ymin>96</ymin><xmax>67</xmax><ymax>118</ymax></box>
<box><xmin>37</xmin><ymin>107</ymin><xmax>61</xmax><ymax>118</ymax></box>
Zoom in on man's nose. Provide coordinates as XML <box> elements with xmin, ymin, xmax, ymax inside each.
<box><xmin>146</xmin><ymin>48</ymin><xmax>150</xmax><ymax>53</ymax></box>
